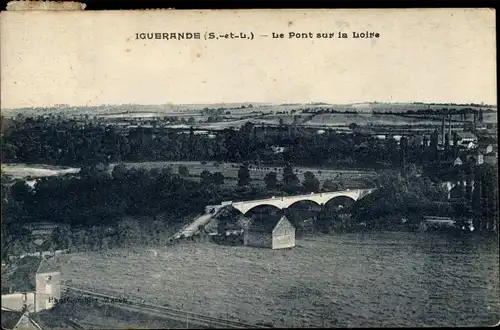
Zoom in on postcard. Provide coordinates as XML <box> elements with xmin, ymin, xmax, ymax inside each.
<box><xmin>1</xmin><ymin>7</ymin><xmax>498</xmax><ymax>329</ymax></box>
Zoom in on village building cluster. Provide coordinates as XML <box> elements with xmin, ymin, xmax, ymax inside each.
<box><xmin>1</xmin><ymin>256</ymin><xmax>64</xmax><ymax>330</ymax></box>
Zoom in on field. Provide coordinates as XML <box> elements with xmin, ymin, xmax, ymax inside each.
<box><xmin>305</xmin><ymin>113</ymin><xmax>442</xmax><ymax>126</ymax></box>
<box><xmin>62</xmin><ymin>237</ymin><xmax>377</xmax><ymax>328</ymax></box>
<box><xmin>482</xmin><ymin>112</ymin><xmax>497</xmax><ymax>124</ymax></box>
<box><xmin>4</xmin><ymin>102</ymin><xmax>494</xmax><ymax>119</ymax></box>
<box><xmin>119</xmin><ymin>161</ymin><xmax>377</xmax><ymax>189</ymax></box>
<box><xmin>196</xmin><ymin>111</ymin><xmax>498</xmax><ymax>131</ymax></box>
<box><xmin>60</xmin><ymin>233</ymin><xmax>500</xmax><ymax>328</ymax></box>
<box><xmin>346</xmin><ymin>102</ymin><xmax>497</xmax><ymax>113</ymax></box>
<box><xmin>34</xmin><ymin>295</ymin><xmax>194</xmax><ymax>329</ymax></box>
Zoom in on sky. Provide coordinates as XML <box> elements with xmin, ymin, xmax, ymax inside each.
<box><xmin>0</xmin><ymin>9</ymin><xmax>497</xmax><ymax>109</ymax></box>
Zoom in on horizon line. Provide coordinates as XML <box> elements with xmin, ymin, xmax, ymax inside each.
<box><xmin>1</xmin><ymin>100</ymin><xmax>497</xmax><ymax>111</ymax></box>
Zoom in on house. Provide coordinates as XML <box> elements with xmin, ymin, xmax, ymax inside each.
<box><xmin>408</xmin><ymin>135</ymin><xmax>417</xmax><ymax>146</ymax></box>
<box><xmin>244</xmin><ymin>214</ymin><xmax>295</xmax><ymax>249</ymax></box>
<box><xmin>456</xmin><ymin>132</ymin><xmax>478</xmax><ymax>148</ymax></box>
<box><xmin>423</xmin><ymin>134</ymin><xmax>431</xmax><ymax>147</ymax></box>
<box><xmin>465</xmin><ymin>141</ymin><xmax>476</xmax><ymax>150</ymax></box>
<box><xmin>25</xmin><ymin>222</ymin><xmax>70</xmax><ymax>248</ymax></box>
<box><xmin>466</xmin><ymin>153</ymin><xmax>484</xmax><ymax>165</ymax></box>
<box><xmin>35</xmin><ymin>258</ymin><xmax>62</xmax><ymax>312</ymax></box>
<box><xmin>412</xmin><ymin>135</ymin><xmax>423</xmax><ymax>146</ymax></box>
<box><xmin>437</xmin><ymin>134</ymin><xmax>448</xmax><ymax>147</ymax></box>
<box><xmin>204</xmin><ymin>206</ymin><xmax>247</xmax><ymax>234</ymax></box>
<box><xmin>271</xmin><ymin>146</ymin><xmax>286</xmax><ymax>154</ymax></box>
<box><xmin>203</xmin><ymin>206</ymin><xmax>250</xmax><ymax>246</ymax></box>
<box><xmin>22</xmin><ymin>222</ymin><xmax>60</xmax><ymax>237</ymax></box>
<box><xmin>479</xmin><ymin>144</ymin><xmax>494</xmax><ymax>155</ymax></box>
<box><xmin>1</xmin><ymin>257</ymin><xmax>62</xmax><ymax>313</ymax></box>
<box><xmin>484</xmin><ymin>153</ymin><xmax>498</xmax><ymax>165</ymax></box>
<box><xmin>22</xmin><ymin>223</ymin><xmax>64</xmax><ymax>247</ymax></box>
<box><xmin>1</xmin><ymin>257</ymin><xmax>40</xmax><ymax>313</ymax></box>
<box><xmin>1</xmin><ymin>309</ymin><xmax>42</xmax><ymax>330</ymax></box>
<box><xmin>453</xmin><ymin>157</ymin><xmax>463</xmax><ymax>167</ymax></box>
<box><xmin>392</xmin><ymin>135</ymin><xmax>403</xmax><ymax>144</ymax></box>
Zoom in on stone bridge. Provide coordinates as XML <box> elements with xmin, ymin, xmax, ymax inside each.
<box><xmin>220</xmin><ymin>188</ymin><xmax>377</xmax><ymax>215</ymax></box>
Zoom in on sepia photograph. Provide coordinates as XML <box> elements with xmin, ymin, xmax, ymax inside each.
<box><xmin>1</xmin><ymin>8</ymin><xmax>498</xmax><ymax>329</ymax></box>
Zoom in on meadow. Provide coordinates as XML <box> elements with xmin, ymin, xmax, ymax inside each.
<box><xmin>482</xmin><ymin>112</ymin><xmax>497</xmax><ymax>124</ymax></box>
<box><xmin>119</xmin><ymin>161</ymin><xmax>377</xmax><ymax>188</ymax></box>
<box><xmin>62</xmin><ymin>236</ymin><xmax>380</xmax><ymax>328</ymax></box>
<box><xmin>305</xmin><ymin>113</ymin><xmax>442</xmax><ymax>126</ymax></box>
<box><xmin>35</xmin><ymin>294</ymin><xmax>192</xmax><ymax>329</ymax></box>
<box><xmin>61</xmin><ymin>233</ymin><xmax>500</xmax><ymax>328</ymax></box>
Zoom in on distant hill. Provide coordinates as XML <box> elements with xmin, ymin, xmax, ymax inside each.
<box><xmin>1</xmin><ymin>102</ymin><xmax>496</xmax><ymax>118</ymax></box>
<box><xmin>332</xmin><ymin>102</ymin><xmax>497</xmax><ymax>113</ymax></box>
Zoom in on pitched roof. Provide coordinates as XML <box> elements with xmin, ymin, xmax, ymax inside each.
<box><xmin>1</xmin><ymin>310</ymin><xmax>41</xmax><ymax>330</ymax></box>
<box><xmin>37</xmin><ymin>257</ymin><xmax>60</xmax><ymax>275</ymax></box>
<box><xmin>248</xmin><ymin>214</ymin><xmax>288</xmax><ymax>233</ymax></box>
<box><xmin>37</xmin><ymin>255</ymin><xmax>70</xmax><ymax>275</ymax></box>
<box><xmin>1</xmin><ymin>257</ymin><xmax>40</xmax><ymax>294</ymax></box>
<box><xmin>1</xmin><ymin>310</ymin><xmax>23</xmax><ymax>330</ymax></box>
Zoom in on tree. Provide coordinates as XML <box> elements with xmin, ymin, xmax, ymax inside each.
<box><xmin>10</xmin><ymin>181</ymin><xmax>32</xmax><ymax>202</ymax></box>
<box><xmin>241</xmin><ymin>122</ymin><xmax>255</xmax><ymax>135</ymax></box>
<box><xmin>348</xmin><ymin>123</ymin><xmax>358</xmax><ymax>130</ymax></box>
<box><xmin>282</xmin><ymin>164</ymin><xmax>300</xmax><ymax>193</ymax></box>
<box><xmin>1</xmin><ymin>142</ymin><xmax>17</xmax><ymax>161</ymax></box>
<box><xmin>211</xmin><ymin>172</ymin><xmax>225</xmax><ymax>185</ymax></box>
<box><xmin>264</xmin><ymin>171</ymin><xmax>278</xmax><ymax>190</ymax></box>
<box><xmin>302</xmin><ymin>171</ymin><xmax>320</xmax><ymax>192</ymax></box>
<box><xmin>352</xmin><ymin>171</ymin><xmax>451</xmax><ymax>229</ymax></box>
<box><xmin>50</xmin><ymin>227</ymin><xmax>70</xmax><ymax>250</ymax></box>
<box><xmin>178</xmin><ymin>165</ymin><xmax>189</xmax><ymax>177</ymax></box>
<box><xmin>430</xmin><ymin>129</ymin><xmax>439</xmax><ymax>150</ymax></box>
<box><xmin>237</xmin><ymin>164</ymin><xmax>251</xmax><ymax>186</ymax></box>
<box><xmin>452</xmin><ymin>132</ymin><xmax>459</xmax><ymax>152</ymax></box>
<box><xmin>187</xmin><ymin>117</ymin><xmax>195</xmax><ymax>125</ymax></box>
<box><xmin>200</xmin><ymin>170</ymin><xmax>212</xmax><ymax>185</ymax></box>
<box><xmin>112</xmin><ymin>163</ymin><xmax>128</xmax><ymax>181</ymax></box>
<box><xmin>322</xmin><ymin>179</ymin><xmax>339</xmax><ymax>191</ymax></box>
<box><xmin>283</xmin><ymin>164</ymin><xmax>299</xmax><ymax>186</ymax></box>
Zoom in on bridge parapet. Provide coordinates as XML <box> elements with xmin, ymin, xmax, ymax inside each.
<box><xmin>223</xmin><ymin>188</ymin><xmax>376</xmax><ymax>215</ymax></box>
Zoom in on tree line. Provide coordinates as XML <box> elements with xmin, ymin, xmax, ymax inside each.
<box><xmin>351</xmin><ymin>163</ymin><xmax>498</xmax><ymax>230</ymax></box>
<box><xmin>1</xmin><ymin>116</ymin><xmax>459</xmax><ymax>170</ymax></box>
<box><xmin>0</xmin><ymin>162</ymin><xmax>343</xmax><ymax>257</ymax></box>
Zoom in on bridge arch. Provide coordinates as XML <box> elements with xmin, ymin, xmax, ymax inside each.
<box><xmin>285</xmin><ymin>199</ymin><xmax>322</xmax><ymax>210</ymax></box>
<box><xmin>323</xmin><ymin>195</ymin><xmax>357</xmax><ymax>209</ymax></box>
<box><xmin>242</xmin><ymin>204</ymin><xmax>284</xmax><ymax>216</ymax></box>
